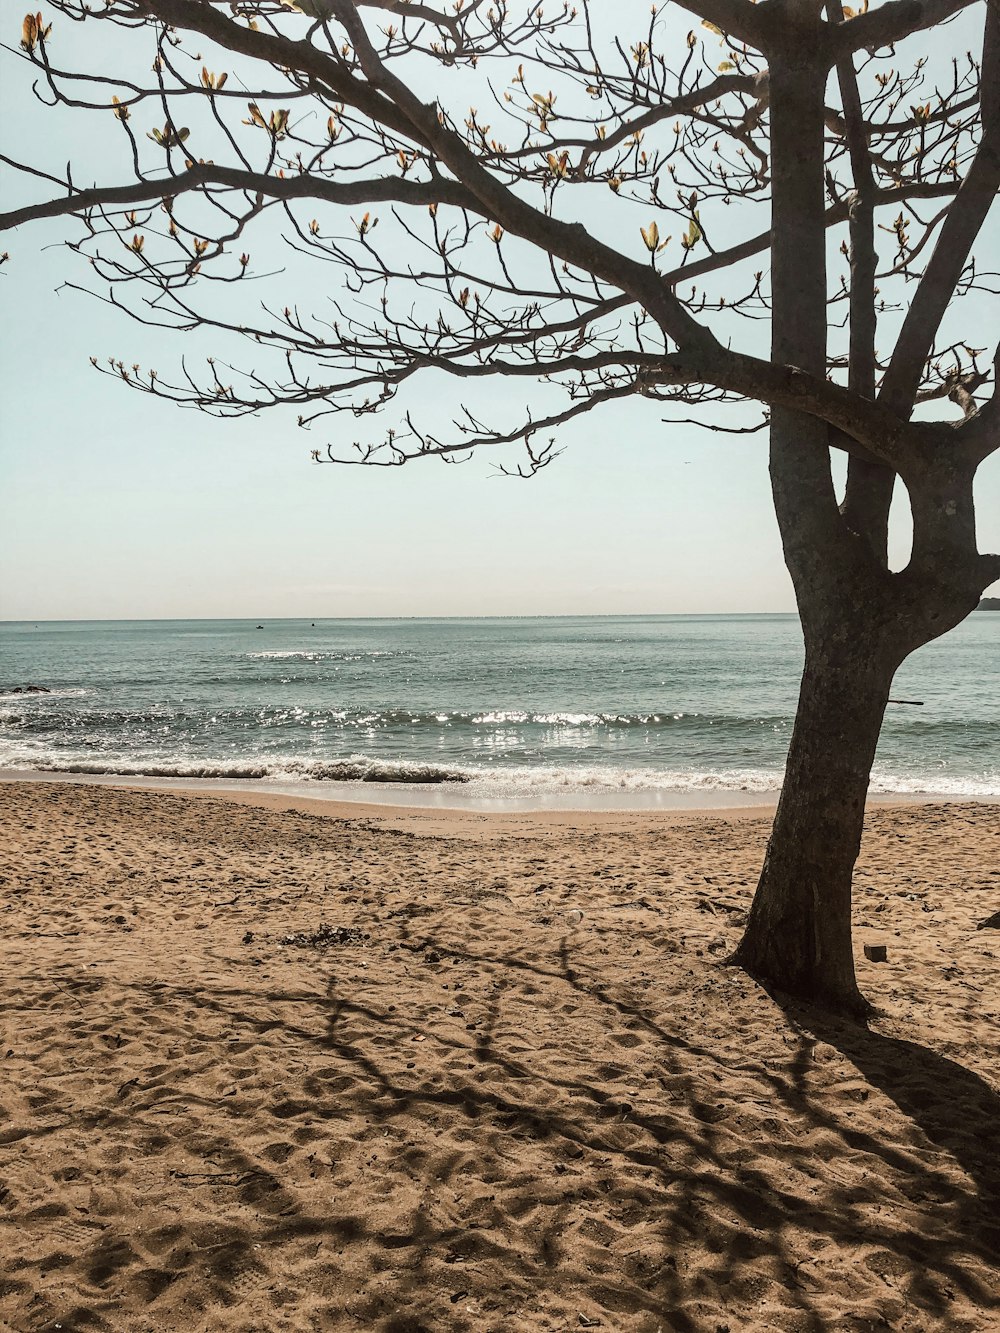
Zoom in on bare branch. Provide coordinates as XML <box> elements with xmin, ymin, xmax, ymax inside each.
<box><xmin>879</xmin><ymin>0</ymin><xmax>1000</xmax><ymax>414</ymax></box>
<box><xmin>0</xmin><ymin>159</ymin><xmax>476</xmax><ymax>232</ymax></box>
<box><xmin>829</xmin><ymin>0</ymin><xmax>980</xmax><ymax>61</ymax></box>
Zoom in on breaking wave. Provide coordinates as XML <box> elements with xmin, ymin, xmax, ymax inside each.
<box><xmin>6</xmin><ymin>755</ymin><xmax>996</xmax><ymax>798</ymax></box>
<box><xmin>245</xmin><ymin>650</ymin><xmax>405</xmax><ymax>662</ymax></box>
<box><xmin>24</xmin><ymin>755</ymin><xmax>471</xmax><ymax>785</ymax></box>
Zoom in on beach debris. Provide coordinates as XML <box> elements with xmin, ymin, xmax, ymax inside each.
<box><xmin>282</xmin><ymin>923</ymin><xmax>369</xmax><ymax>948</ymax></box>
<box><xmin>565</xmin><ymin>909</ymin><xmax>584</xmax><ymax>926</ymax></box>
<box><xmin>242</xmin><ymin>930</ymin><xmax>255</xmax><ymax>945</ymax></box>
<box><xmin>863</xmin><ymin>943</ymin><xmax>888</xmax><ymax>963</ymax></box>
<box><xmin>697</xmin><ymin>895</ymin><xmax>746</xmax><ymax>917</ymax></box>
<box><xmin>976</xmin><ymin>910</ymin><xmax>1000</xmax><ymax>930</ymax></box>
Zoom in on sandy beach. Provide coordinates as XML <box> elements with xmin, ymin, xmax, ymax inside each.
<box><xmin>1</xmin><ymin>780</ymin><xmax>998</xmax><ymax>1332</ymax></box>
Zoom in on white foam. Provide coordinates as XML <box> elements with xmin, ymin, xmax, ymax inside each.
<box><xmin>9</xmin><ymin>753</ymin><xmax>470</xmax><ymax>786</ymax></box>
<box><xmin>869</xmin><ymin>769</ymin><xmax>1000</xmax><ymax>797</ymax></box>
<box><xmin>246</xmin><ymin>650</ymin><xmax>400</xmax><ymax>661</ymax></box>
<box><xmin>0</xmin><ymin>687</ymin><xmax>90</xmax><ymax>700</ymax></box>
<box><xmin>1</xmin><ymin>748</ymin><xmax>997</xmax><ymax>798</ymax></box>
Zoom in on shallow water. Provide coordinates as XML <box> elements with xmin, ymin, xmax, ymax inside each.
<box><xmin>2</xmin><ymin>613</ymin><xmax>998</xmax><ymax>800</ymax></box>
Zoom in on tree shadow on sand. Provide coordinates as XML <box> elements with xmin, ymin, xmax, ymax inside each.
<box><xmin>771</xmin><ymin>989</ymin><xmax>1000</xmax><ymax>1233</ymax></box>
<box><xmin>11</xmin><ymin>929</ymin><xmax>1000</xmax><ymax>1333</ymax></box>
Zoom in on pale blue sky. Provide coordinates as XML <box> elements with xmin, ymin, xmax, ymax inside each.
<box><xmin>1</xmin><ymin>7</ymin><xmax>997</xmax><ymax>621</ymax></box>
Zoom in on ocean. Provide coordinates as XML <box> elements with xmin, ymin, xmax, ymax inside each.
<box><xmin>1</xmin><ymin>614</ymin><xmax>998</xmax><ymax>807</ymax></box>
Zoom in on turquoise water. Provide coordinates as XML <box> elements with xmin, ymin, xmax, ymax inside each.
<box><xmin>1</xmin><ymin>614</ymin><xmax>998</xmax><ymax>800</ymax></box>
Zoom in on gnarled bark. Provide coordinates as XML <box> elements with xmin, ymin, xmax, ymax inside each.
<box><xmin>732</xmin><ymin>638</ymin><xmax>897</xmax><ymax>1016</ymax></box>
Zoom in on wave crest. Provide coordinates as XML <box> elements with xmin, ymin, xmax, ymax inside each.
<box><xmin>246</xmin><ymin>650</ymin><xmax>403</xmax><ymax>662</ymax></box>
<box><xmin>3</xmin><ymin>754</ymin><xmax>998</xmax><ymax>798</ymax></box>
<box><xmin>27</xmin><ymin>755</ymin><xmax>470</xmax><ymax>785</ymax></box>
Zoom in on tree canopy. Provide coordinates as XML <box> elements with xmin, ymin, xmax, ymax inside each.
<box><xmin>3</xmin><ymin>0</ymin><xmax>996</xmax><ymax>493</ymax></box>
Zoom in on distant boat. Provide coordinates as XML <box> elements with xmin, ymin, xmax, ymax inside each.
<box><xmin>255</xmin><ymin>624</ymin><xmax>264</xmax><ymax>629</ymax></box>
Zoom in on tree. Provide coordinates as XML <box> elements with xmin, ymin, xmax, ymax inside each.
<box><xmin>3</xmin><ymin>0</ymin><xmax>998</xmax><ymax>1015</ymax></box>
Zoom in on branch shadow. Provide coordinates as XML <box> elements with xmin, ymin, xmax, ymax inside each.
<box><xmin>7</xmin><ymin>922</ymin><xmax>1000</xmax><ymax>1332</ymax></box>
<box><xmin>770</xmin><ymin>988</ymin><xmax>1000</xmax><ymax>1223</ymax></box>
<box><xmin>10</xmin><ymin>783</ymin><xmax>1000</xmax><ymax>1333</ymax></box>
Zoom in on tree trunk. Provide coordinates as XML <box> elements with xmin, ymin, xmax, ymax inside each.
<box><xmin>731</xmin><ymin>15</ymin><xmax>998</xmax><ymax>1015</ymax></box>
<box><xmin>735</xmin><ymin>41</ymin><xmax>884</xmax><ymax>1015</ymax></box>
<box><xmin>732</xmin><ymin>636</ymin><xmax>897</xmax><ymax>1015</ymax></box>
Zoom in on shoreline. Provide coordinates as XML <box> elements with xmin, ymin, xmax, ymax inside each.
<box><xmin>2</xmin><ymin>766</ymin><xmax>995</xmax><ymax>832</ymax></box>
<box><xmin>5</xmin><ymin>765</ymin><xmax>995</xmax><ymax>815</ymax></box>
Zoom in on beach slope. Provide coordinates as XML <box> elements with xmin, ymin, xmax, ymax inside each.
<box><xmin>1</xmin><ymin>782</ymin><xmax>998</xmax><ymax>1331</ymax></box>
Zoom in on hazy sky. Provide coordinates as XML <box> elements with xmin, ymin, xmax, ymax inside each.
<box><xmin>1</xmin><ymin>8</ymin><xmax>997</xmax><ymax>622</ymax></box>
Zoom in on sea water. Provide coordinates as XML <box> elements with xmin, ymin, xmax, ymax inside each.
<box><xmin>1</xmin><ymin>614</ymin><xmax>997</xmax><ymax>805</ymax></box>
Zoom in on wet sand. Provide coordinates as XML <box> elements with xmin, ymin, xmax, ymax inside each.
<box><xmin>1</xmin><ymin>781</ymin><xmax>998</xmax><ymax>1331</ymax></box>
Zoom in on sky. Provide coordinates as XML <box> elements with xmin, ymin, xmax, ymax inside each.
<box><xmin>1</xmin><ymin>5</ymin><xmax>997</xmax><ymax>622</ymax></box>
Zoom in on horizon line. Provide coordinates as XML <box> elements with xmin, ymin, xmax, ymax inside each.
<box><xmin>1</xmin><ymin>610</ymin><xmax>801</xmax><ymax>626</ymax></box>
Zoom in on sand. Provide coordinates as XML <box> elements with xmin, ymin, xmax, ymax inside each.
<box><xmin>0</xmin><ymin>780</ymin><xmax>998</xmax><ymax>1332</ymax></box>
